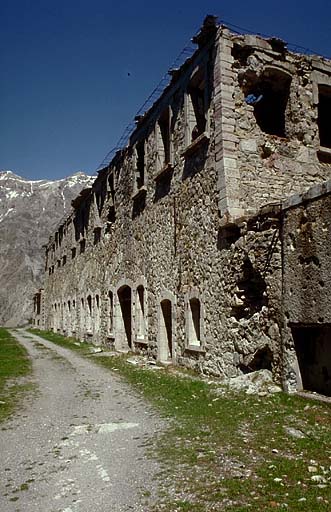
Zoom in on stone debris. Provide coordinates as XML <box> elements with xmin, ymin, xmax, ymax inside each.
<box><xmin>89</xmin><ymin>347</ymin><xmax>103</xmax><ymax>354</ymax></box>
<box><xmin>284</xmin><ymin>426</ymin><xmax>306</xmax><ymax>439</ymax></box>
<box><xmin>127</xmin><ymin>356</ymin><xmax>164</xmax><ymax>371</ymax></box>
<box><xmin>226</xmin><ymin>369</ymin><xmax>282</xmax><ymax>395</ymax></box>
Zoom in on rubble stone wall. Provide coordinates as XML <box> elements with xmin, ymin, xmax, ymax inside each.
<box><xmin>282</xmin><ymin>182</ymin><xmax>331</xmax><ymax>393</ymax></box>
<box><xmin>38</xmin><ymin>21</ymin><xmax>331</xmax><ymax>385</ymax></box>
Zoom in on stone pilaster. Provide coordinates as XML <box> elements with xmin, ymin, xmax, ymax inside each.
<box><xmin>214</xmin><ymin>29</ymin><xmax>243</xmax><ymax>220</ymax></box>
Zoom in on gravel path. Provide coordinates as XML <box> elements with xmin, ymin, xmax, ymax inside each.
<box><xmin>0</xmin><ymin>329</ymin><xmax>163</xmax><ymax>512</ymax></box>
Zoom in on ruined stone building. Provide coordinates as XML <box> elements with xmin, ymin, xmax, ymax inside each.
<box><xmin>33</xmin><ymin>17</ymin><xmax>331</xmax><ymax>396</ymax></box>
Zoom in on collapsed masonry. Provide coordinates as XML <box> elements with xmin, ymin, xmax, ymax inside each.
<box><xmin>33</xmin><ymin>17</ymin><xmax>331</xmax><ymax>395</ymax></box>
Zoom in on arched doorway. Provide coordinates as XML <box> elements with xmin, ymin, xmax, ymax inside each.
<box><xmin>159</xmin><ymin>299</ymin><xmax>173</xmax><ymax>362</ymax></box>
<box><xmin>116</xmin><ymin>285</ymin><xmax>132</xmax><ymax>350</ymax></box>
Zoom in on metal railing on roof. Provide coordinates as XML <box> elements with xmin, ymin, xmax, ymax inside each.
<box><xmin>96</xmin><ymin>42</ymin><xmax>197</xmax><ymax>171</ymax></box>
<box><xmin>96</xmin><ymin>16</ymin><xmax>329</xmax><ymax>172</ymax></box>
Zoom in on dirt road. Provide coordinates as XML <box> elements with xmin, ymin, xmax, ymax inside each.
<box><xmin>0</xmin><ymin>330</ymin><xmax>162</xmax><ymax>512</ymax></box>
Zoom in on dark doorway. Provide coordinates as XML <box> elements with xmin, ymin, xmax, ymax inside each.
<box><xmin>117</xmin><ymin>285</ymin><xmax>132</xmax><ymax>349</ymax></box>
<box><xmin>159</xmin><ymin>299</ymin><xmax>173</xmax><ymax>362</ymax></box>
<box><xmin>292</xmin><ymin>324</ymin><xmax>331</xmax><ymax>396</ymax></box>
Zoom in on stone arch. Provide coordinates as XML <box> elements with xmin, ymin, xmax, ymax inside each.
<box><xmin>71</xmin><ymin>296</ymin><xmax>77</xmax><ymax>334</ymax></box>
<box><xmin>66</xmin><ymin>299</ymin><xmax>72</xmax><ymax>336</ymax></box>
<box><xmin>134</xmin><ymin>277</ymin><xmax>148</xmax><ymax>344</ymax></box>
<box><xmin>80</xmin><ymin>296</ymin><xmax>86</xmax><ymax>334</ymax></box>
<box><xmin>94</xmin><ymin>290</ymin><xmax>102</xmax><ymax>336</ymax></box>
<box><xmin>53</xmin><ymin>302</ymin><xmax>58</xmax><ymax>332</ymax></box>
<box><xmin>86</xmin><ymin>292</ymin><xmax>93</xmax><ymax>333</ymax></box>
<box><xmin>158</xmin><ymin>290</ymin><xmax>176</xmax><ymax>363</ymax></box>
<box><xmin>115</xmin><ymin>279</ymin><xmax>134</xmax><ymax>351</ymax></box>
<box><xmin>107</xmin><ymin>288</ymin><xmax>115</xmax><ymax>336</ymax></box>
<box><xmin>185</xmin><ymin>289</ymin><xmax>205</xmax><ymax>349</ymax></box>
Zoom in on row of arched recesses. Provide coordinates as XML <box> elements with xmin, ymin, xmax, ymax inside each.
<box><xmin>50</xmin><ymin>285</ymin><xmax>204</xmax><ymax>362</ymax></box>
<box><xmin>51</xmin><ymin>294</ymin><xmax>101</xmax><ymax>337</ymax></box>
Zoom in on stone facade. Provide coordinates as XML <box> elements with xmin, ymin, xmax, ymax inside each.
<box><xmin>36</xmin><ymin>18</ymin><xmax>331</xmax><ymax>392</ymax></box>
<box><xmin>282</xmin><ymin>181</ymin><xmax>331</xmax><ymax>395</ymax></box>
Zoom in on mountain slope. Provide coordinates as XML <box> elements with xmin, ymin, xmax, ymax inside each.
<box><xmin>0</xmin><ymin>170</ymin><xmax>94</xmax><ymax>326</ymax></box>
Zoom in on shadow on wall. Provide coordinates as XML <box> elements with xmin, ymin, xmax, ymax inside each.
<box><xmin>182</xmin><ymin>138</ymin><xmax>209</xmax><ymax>180</ymax></box>
<box><xmin>292</xmin><ymin>324</ymin><xmax>331</xmax><ymax>396</ymax></box>
<box><xmin>231</xmin><ymin>257</ymin><xmax>267</xmax><ymax>320</ymax></box>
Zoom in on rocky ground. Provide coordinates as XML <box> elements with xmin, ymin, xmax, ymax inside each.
<box><xmin>0</xmin><ymin>329</ymin><xmax>163</xmax><ymax>512</ymax></box>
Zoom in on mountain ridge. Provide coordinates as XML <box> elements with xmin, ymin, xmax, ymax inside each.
<box><xmin>0</xmin><ymin>170</ymin><xmax>95</xmax><ymax>326</ymax></box>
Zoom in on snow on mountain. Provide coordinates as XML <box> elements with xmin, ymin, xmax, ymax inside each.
<box><xmin>0</xmin><ymin>170</ymin><xmax>95</xmax><ymax>326</ymax></box>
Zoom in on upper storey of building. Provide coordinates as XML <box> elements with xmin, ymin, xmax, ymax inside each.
<box><xmin>44</xmin><ymin>16</ymin><xmax>331</xmax><ymax>271</ymax></box>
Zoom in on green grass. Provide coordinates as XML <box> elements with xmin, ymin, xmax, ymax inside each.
<box><xmin>0</xmin><ymin>327</ymin><xmax>33</xmax><ymax>423</ymax></box>
<box><xmin>30</xmin><ymin>329</ymin><xmax>331</xmax><ymax>511</ymax></box>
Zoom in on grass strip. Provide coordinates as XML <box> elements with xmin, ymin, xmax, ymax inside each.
<box><xmin>0</xmin><ymin>328</ymin><xmax>32</xmax><ymax>423</ymax></box>
<box><xmin>30</xmin><ymin>329</ymin><xmax>331</xmax><ymax>511</ymax></box>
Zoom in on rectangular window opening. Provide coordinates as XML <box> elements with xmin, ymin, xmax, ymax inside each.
<box><xmin>94</xmin><ymin>227</ymin><xmax>101</xmax><ymax>245</ymax></box>
<box><xmin>79</xmin><ymin>239</ymin><xmax>86</xmax><ymax>254</ymax></box>
<box><xmin>156</xmin><ymin>107</ymin><xmax>172</xmax><ymax>171</ymax></box>
<box><xmin>186</xmin><ymin>67</ymin><xmax>209</xmax><ymax>145</ymax></box>
<box><xmin>135</xmin><ymin>140</ymin><xmax>145</xmax><ymax>190</ymax></box>
<box><xmin>318</xmin><ymin>85</ymin><xmax>331</xmax><ymax>149</ymax></box>
<box><xmin>245</xmin><ymin>69</ymin><xmax>291</xmax><ymax>137</ymax></box>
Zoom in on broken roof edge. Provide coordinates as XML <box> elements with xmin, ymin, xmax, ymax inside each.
<box><xmin>100</xmin><ymin>16</ymin><xmax>331</xmax><ymax>172</ymax></box>
<box><xmin>45</xmin><ymin>16</ymin><xmax>331</xmax><ymax>250</ymax></box>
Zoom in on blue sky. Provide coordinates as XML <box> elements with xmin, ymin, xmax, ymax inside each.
<box><xmin>1</xmin><ymin>0</ymin><xmax>330</xmax><ymax>180</ymax></box>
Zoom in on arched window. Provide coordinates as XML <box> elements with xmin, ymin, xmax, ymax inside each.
<box><xmin>86</xmin><ymin>295</ymin><xmax>92</xmax><ymax>332</ymax></box>
<box><xmin>136</xmin><ymin>285</ymin><xmax>146</xmax><ymax>342</ymax></box>
<box><xmin>186</xmin><ymin>292</ymin><xmax>204</xmax><ymax>349</ymax></box>
<box><xmin>117</xmin><ymin>285</ymin><xmax>132</xmax><ymax>349</ymax></box>
<box><xmin>108</xmin><ymin>291</ymin><xmax>114</xmax><ymax>334</ymax></box>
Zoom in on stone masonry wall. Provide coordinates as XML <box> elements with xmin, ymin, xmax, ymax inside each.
<box><xmin>39</xmin><ymin>20</ymin><xmax>331</xmax><ymax>385</ymax></box>
<box><xmin>217</xmin><ymin>32</ymin><xmax>331</xmax><ymax>219</ymax></box>
<box><xmin>282</xmin><ymin>181</ymin><xmax>331</xmax><ymax>394</ymax></box>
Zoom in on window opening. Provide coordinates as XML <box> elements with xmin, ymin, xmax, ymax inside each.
<box><xmin>117</xmin><ymin>285</ymin><xmax>132</xmax><ymax>349</ymax></box>
<box><xmin>188</xmin><ymin>297</ymin><xmax>201</xmax><ymax>346</ymax></box>
<box><xmin>59</xmin><ymin>226</ymin><xmax>63</xmax><ymax>246</ymax></box>
<box><xmin>86</xmin><ymin>295</ymin><xmax>92</xmax><ymax>332</ymax></box>
<box><xmin>186</xmin><ymin>67</ymin><xmax>208</xmax><ymax>144</ymax></box>
<box><xmin>135</xmin><ymin>140</ymin><xmax>145</xmax><ymax>190</ymax></box>
<box><xmin>244</xmin><ymin>68</ymin><xmax>291</xmax><ymax>137</ymax></box>
<box><xmin>94</xmin><ymin>227</ymin><xmax>101</xmax><ymax>245</ymax></box>
<box><xmin>87</xmin><ymin>295</ymin><xmax>92</xmax><ymax>314</ymax></box>
<box><xmin>79</xmin><ymin>239</ymin><xmax>86</xmax><ymax>254</ymax></box>
<box><xmin>159</xmin><ymin>299</ymin><xmax>173</xmax><ymax>362</ymax></box>
<box><xmin>108</xmin><ymin>291</ymin><xmax>114</xmax><ymax>333</ymax></box>
<box><xmin>156</xmin><ymin>107</ymin><xmax>172</xmax><ymax>171</ymax></box>
<box><xmin>318</xmin><ymin>85</ymin><xmax>331</xmax><ymax>149</ymax></box>
<box><xmin>136</xmin><ymin>285</ymin><xmax>146</xmax><ymax>340</ymax></box>
<box><xmin>106</xmin><ymin>172</ymin><xmax>116</xmax><ymax>229</ymax></box>
<box><xmin>95</xmin><ymin>294</ymin><xmax>101</xmax><ymax>333</ymax></box>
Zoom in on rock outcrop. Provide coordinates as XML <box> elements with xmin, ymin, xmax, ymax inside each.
<box><xmin>0</xmin><ymin>170</ymin><xmax>94</xmax><ymax>326</ymax></box>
